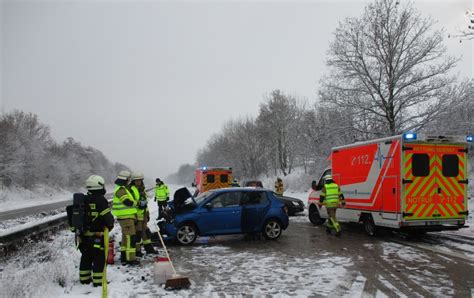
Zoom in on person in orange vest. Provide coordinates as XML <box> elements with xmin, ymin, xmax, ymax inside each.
<box><xmin>274</xmin><ymin>178</ymin><xmax>284</xmax><ymax>196</ymax></box>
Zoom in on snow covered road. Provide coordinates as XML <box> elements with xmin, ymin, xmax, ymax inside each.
<box><xmin>2</xmin><ymin>213</ymin><xmax>474</xmax><ymax>297</ymax></box>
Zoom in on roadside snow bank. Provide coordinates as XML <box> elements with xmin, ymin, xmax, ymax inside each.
<box><xmin>0</xmin><ymin>186</ymin><xmax>73</xmax><ymax>211</ymax></box>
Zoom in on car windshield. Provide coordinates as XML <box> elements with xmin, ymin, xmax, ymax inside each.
<box><xmin>194</xmin><ymin>190</ymin><xmax>214</xmax><ymax>205</ymax></box>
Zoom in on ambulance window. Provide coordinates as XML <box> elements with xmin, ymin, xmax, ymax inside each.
<box><xmin>207</xmin><ymin>174</ymin><xmax>215</xmax><ymax>183</ymax></box>
<box><xmin>412</xmin><ymin>154</ymin><xmax>429</xmax><ymax>177</ymax></box>
<box><xmin>442</xmin><ymin>155</ymin><xmax>459</xmax><ymax>177</ymax></box>
<box><xmin>220</xmin><ymin>174</ymin><xmax>228</xmax><ymax>183</ymax></box>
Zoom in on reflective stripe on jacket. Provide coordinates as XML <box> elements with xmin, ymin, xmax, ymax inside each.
<box><xmin>131</xmin><ymin>185</ymin><xmax>147</xmax><ymax>220</ymax></box>
<box><xmin>274</xmin><ymin>181</ymin><xmax>284</xmax><ymax>195</ymax></box>
<box><xmin>112</xmin><ymin>185</ymin><xmax>137</xmax><ymax>219</ymax></box>
<box><xmin>321</xmin><ymin>182</ymin><xmax>341</xmax><ymax>208</ymax></box>
<box><xmin>155</xmin><ymin>184</ymin><xmax>169</xmax><ymax>201</ymax></box>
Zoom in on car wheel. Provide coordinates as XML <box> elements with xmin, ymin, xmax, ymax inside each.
<box><xmin>262</xmin><ymin>219</ymin><xmax>282</xmax><ymax>240</ymax></box>
<box><xmin>176</xmin><ymin>223</ymin><xmax>197</xmax><ymax>245</ymax></box>
<box><xmin>309</xmin><ymin>205</ymin><xmax>326</xmax><ymax>225</ymax></box>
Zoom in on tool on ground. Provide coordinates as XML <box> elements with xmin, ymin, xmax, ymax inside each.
<box><xmin>155</xmin><ymin>223</ymin><xmax>191</xmax><ymax>290</ymax></box>
<box><xmin>102</xmin><ymin>227</ymin><xmax>109</xmax><ymax>298</ymax></box>
<box><xmin>154</xmin><ymin>256</ymin><xmax>174</xmax><ymax>284</ymax></box>
<box><xmin>107</xmin><ymin>236</ymin><xmax>115</xmax><ymax>265</ymax></box>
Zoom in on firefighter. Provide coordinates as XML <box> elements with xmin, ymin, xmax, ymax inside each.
<box><xmin>231</xmin><ymin>179</ymin><xmax>240</xmax><ymax>187</ymax></box>
<box><xmin>320</xmin><ymin>175</ymin><xmax>345</xmax><ymax>236</ymax></box>
<box><xmin>274</xmin><ymin>178</ymin><xmax>284</xmax><ymax>195</ymax></box>
<box><xmin>154</xmin><ymin>178</ymin><xmax>169</xmax><ymax>220</ymax></box>
<box><xmin>311</xmin><ymin>180</ymin><xmax>318</xmax><ymax>191</ymax></box>
<box><xmin>79</xmin><ymin>175</ymin><xmax>114</xmax><ymax>287</ymax></box>
<box><xmin>111</xmin><ymin>170</ymin><xmax>140</xmax><ymax>266</ymax></box>
<box><xmin>130</xmin><ymin>172</ymin><xmax>157</xmax><ymax>255</ymax></box>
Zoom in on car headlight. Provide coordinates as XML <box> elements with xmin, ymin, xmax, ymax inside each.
<box><xmin>291</xmin><ymin>201</ymin><xmax>299</xmax><ymax>206</ymax></box>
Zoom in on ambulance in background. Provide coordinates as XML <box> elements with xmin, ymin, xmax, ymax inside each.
<box><xmin>193</xmin><ymin>167</ymin><xmax>233</xmax><ymax>194</ymax></box>
<box><xmin>308</xmin><ymin>134</ymin><xmax>472</xmax><ymax>235</ymax></box>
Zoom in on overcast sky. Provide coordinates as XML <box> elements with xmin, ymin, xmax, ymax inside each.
<box><xmin>1</xmin><ymin>0</ymin><xmax>472</xmax><ymax>180</ymax></box>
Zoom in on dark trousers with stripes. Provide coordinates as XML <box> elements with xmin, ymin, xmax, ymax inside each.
<box><xmin>79</xmin><ymin>236</ymin><xmax>105</xmax><ymax>286</ymax></box>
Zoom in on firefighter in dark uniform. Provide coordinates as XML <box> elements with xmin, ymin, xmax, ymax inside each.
<box><xmin>79</xmin><ymin>175</ymin><xmax>114</xmax><ymax>287</ymax></box>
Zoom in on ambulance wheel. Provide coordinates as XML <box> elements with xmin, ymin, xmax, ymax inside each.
<box><xmin>176</xmin><ymin>223</ymin><xmax>198</xmax><ymax>245</ymax></box>
<box><xmin>363</xmin><ymin>215</ymin><xmax>377</xmax><ymax>236</ymax></box>
<box><xmin>309</xmin><ymin>205</ymin><xmax>326</xmax><ymax>225</ymax></box>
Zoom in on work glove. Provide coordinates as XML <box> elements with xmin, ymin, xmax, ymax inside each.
<box><xmin>341</xmin><ymin>201</ymin><xmax>346</xmax><ymax>207</ymax></box>
<box><xmin>138</xmin><ymin>200</ymin><xmax>147</xmax><ymax>209</ymax></box>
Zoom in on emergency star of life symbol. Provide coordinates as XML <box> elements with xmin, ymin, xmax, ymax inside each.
<box><xmin>374</xmin><ymin>145</ymin><xmax>386</xmax><ymax>168</ymax></box>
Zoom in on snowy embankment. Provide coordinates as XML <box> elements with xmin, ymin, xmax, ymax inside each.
<box><xmin>0</xmin><ymin>185</ymin><xmax>72</xmax><ymax>212</ymax></box>
<box><xmin>0</xmin><ymin>184</ymin><xmax>112</xmax><ymax>232</ymax></box>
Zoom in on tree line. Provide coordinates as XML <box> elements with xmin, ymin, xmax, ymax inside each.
<box><xmin>0</xmin><ymin>110</ymin><xmax>128</xmax><ymax>190</ymax></box>
<box><xmin>171</xmin><ymin>0</ymin><xmax>473</xmax><ymax>185</ymax></box>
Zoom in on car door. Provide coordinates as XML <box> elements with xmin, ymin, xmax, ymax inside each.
<box><xmin>197</xmin><ymin>192</ymin><xmax>242</xmax><ymax>235</ymax></box>
<box><xmin>241</xmin><ymin>191</ymin><xmax>271</xmax><ymax>233</ymax></box>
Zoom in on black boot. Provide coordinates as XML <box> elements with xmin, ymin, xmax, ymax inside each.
<box><xmin>120</xmin><ymin>252</ymin><xmax>126</xmax><ymax>264</ymax></box>
<box><xmin>136</xmin><ymin>250</ymin><xmax>144</xmax><ymax>257</ymax></box>
<box><xmin>127</xmin><ymin>259</ymin><xmax>141</xmax><ymax>266</ymax></box>
<box><xmin>144</xmin><ymin>243</ymin><xmax>157</xmax><ymax>254</ymax></box>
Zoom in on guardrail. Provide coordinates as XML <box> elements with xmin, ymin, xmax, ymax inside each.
<box><xmin>0</xmin><ymin>188</ymin><xmax>154</xmax><ymax>257</ymax></box>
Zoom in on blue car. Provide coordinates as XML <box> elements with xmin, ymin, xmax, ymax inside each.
<box><xmin>163</xmin><ymin>187</ymin><xmax>289</xmax><ymax>245</ymax></box>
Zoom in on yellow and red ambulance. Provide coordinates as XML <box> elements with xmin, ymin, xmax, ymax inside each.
<box><xmin>308</xmin><ymin>134</ymin><xmax>472</xmax><ymax>235</ymax></box>
<box><xmin>193</xmin><ymin>167</ymin><xmax>233</xmax><ymax>194</ymax></box>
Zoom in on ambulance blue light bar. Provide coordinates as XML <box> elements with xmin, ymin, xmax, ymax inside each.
<box><xmin>403</xmin><ymin>133</ymin><xmax>417</xmax><ymax>140</ymax></box>
<box><xmin>467</xmin><ymin>135</ymin><xmax>474</xmax><ymax>143</ymax></box>
<box><xmin>201</xmin><ymin>166</ymin><xmax>208</xmax><ymax>170</ymax></box>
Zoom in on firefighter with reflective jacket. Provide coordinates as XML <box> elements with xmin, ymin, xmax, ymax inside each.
<box><xmin>274</xmin><ymin>178</ymin><xmax>284</xmax><ymax>196</ymax></box>
<box><xmin>154</xmin><ymin>178</ymin><xmax>169</xmax><ymax>219</ymax></box>
<box><xmin>79</xmin><ymin>175</ymin><xmax>114</xmax><ymax>286</ymax></box>
<box><xmin>111</xmin><ymin>170</ymin><xmax>140</xmax><ymax>266</ymax></box>
<box><xmin>320</xmin><ymin>175</ymin><xmax>345</xmax><ymax>236</ymax></box>
<box><xmin>130</xmin><ymin>172</ymin><xmax>157</xmax><ymax>255</ymax></box>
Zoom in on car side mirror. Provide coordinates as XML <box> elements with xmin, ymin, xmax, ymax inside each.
<box><xmin>191</xmin><ymin>182</ymin><xmax>196</xmax><ymax>187</ymax></box>
<box><xmin>204</xmin><ymin>202</ymin><xmax>212</xmax><ymax>209</ymax></box>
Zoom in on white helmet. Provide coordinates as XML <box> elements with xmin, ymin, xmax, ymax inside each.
<box><xmin>131</xmin><ymin>172</ymin><xmax>144</xmax><ymax>181</ymax></box>
<box><xmin>86</xmin><ymin>175</ymin><xmax>105</xmax><ymax>190</ymax></box>
<box><xmin>323</xmin><ymin>175</ymin><xmax>333</xmax><ymax>182</ymax></box>
<box><xmin>117</xmin><ymin>170</ymin><xmax>131</xmax><ymax>180</ymax></box>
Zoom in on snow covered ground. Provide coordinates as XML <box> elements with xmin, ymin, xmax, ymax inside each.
<box><xmin>1</xmin><ymin>177</ymin><xmax>473</xmax><ymax>297</ymax></box>
<box><xmin>0</xmin><ymin>185</ymin><xmax>72</xmax><ymax>212</ymax></box>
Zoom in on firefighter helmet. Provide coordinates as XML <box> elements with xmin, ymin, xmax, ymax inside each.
<box><xmin>85</xmin><ymin>175</ymin><xmax>105</xmax><ymax>190</ymax></box>
<box><xmin>323</xmin><ymin>175</ymin><xmax>333</xmax><ymax>182</ymax></box>
<box><xmin>117</xmin><ymin>170</ymin><xmax>131</xmax><ymax>180</ymax></box>
<box><xmin>131</xmin><ymin>172</ymin><xmax>144</xmax><ymax>181</ymax></box>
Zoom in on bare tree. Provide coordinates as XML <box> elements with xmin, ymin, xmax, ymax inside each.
<box><xmin>0</xmin><ymin>110</ymin><xmax>128</xmax><ymax>190</ymax></box>
<box><xmin>256</xmin><ymin>90</ymin><xmax>303</xmax><ymax>176</ymax></box>
<box><xmin>448</xmin><ymin>9</ymin><xmax>474</xmax><ymax>42</ymax></box>
<box><xmin>321</xmin><ymin>0</ymin><xmax>459</xmax><ymax>136</ymax></box>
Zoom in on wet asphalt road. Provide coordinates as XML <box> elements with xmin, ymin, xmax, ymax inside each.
<box><xmin>157</xmin><ymin>215</ymin><xmax>474</xmax><ymax>297</ymax></box>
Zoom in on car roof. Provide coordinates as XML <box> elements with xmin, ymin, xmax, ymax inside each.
<box><xmin>212</xmin><ymin>187</ymin><xmax>270</xmax><ymax>193</ymax></box>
